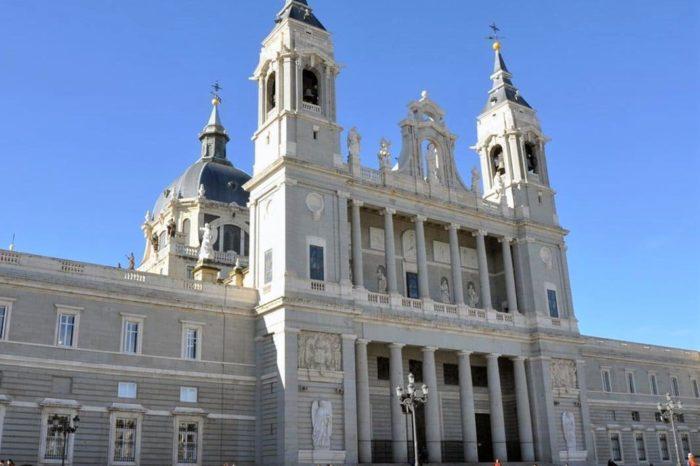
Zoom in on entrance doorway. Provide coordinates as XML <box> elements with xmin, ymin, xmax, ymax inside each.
<box><xmin>476</xmin><ymin>413</ymin><xmax>493</xmax><ymax>462</ymax></box>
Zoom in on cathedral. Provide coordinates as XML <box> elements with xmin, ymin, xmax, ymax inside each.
<box><xmin>0</xmin><ymin>1</ymin><xmax>697</xmax><ymax>465</ymax></box>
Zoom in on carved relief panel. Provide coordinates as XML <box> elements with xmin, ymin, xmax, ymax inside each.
<box><xmin>298</xmin><ymin>331</ymin><xmax>341</xmax><ymax>372</ymax></box>
<box><xmin>550</xmin><ymin>358</ymin><xmax>577</xmax><ymax>390</ymax></box>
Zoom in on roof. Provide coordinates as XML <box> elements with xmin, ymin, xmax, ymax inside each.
<box><xmin>276</xmin><ymin>0</ymin><xmax>326</xmax><ymax>31</ymax></box>
<box><xmin>483</xmin><ymin>49</ymin><xmax>532</xmax><ymax>112</ymax></box>
<box><xmin>153</xmin><ymin>159</ymin><xmax>251</xmax><ymax>215</ymax></box>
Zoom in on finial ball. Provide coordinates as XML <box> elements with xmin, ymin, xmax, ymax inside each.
<box><xmin>211</xmin><ymin>97</ymin><xmax>221</xmax><ymax>106</ymax></box>
<box><xmin>492</xmin><ymin>41</ymin><xmax>501</xmax><ymax>51</ymax></box>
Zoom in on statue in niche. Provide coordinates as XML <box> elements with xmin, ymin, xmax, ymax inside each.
<box><xmin>425</xmin><ymin>142</ymin><xmax>441</xmax><ymax>184</ymax></box>
<box><xmin>198</xmin><ymin>223</ymin><xmax>215</xmax><ymax>261</ymax></box>
<box><xmin>562</xmin><ymin>411</ymin><xmax>577</xmax><ymax>453</ymax></box>
<box><xmin>347</xmin><ymin>127</ymin><xmax>361</xmax><ymax>160</ymax></box>
<box><xmin>471</xmin><ymin>166</ymin><xmax>481</xmax><ymax>193</ymax></box>
<box><xmin>166</xmin><ymin>218</ymin><xmax>176</xmax><ymax>237</ymax></box>
<box><xmin>467</xmin><ymin>281</ymin><xmax>479</xmax><ymax>308</ymax></box>
<box><xmin>550</xmin><ymin>358</ymin><xmax>577</xmax><ymax>389</ymax></box>
<box><xmin>298</xmin><ymin>332</ymin><xmax>341</xmax><ymax>372</ymax></box>
<box><xmin>378</xmin><ymin>138</ymin><xmax>392</xmax><ymax>170</ymax></box>
<box><xmin>376</xmin><ymin>265</ymin><xmax>388</xmax><ymax>294</ymax></box>
<box><xmin>151</xmin><ymin>233</ymin><xmax>159</xmax><ymax>252</ymax></box>
<box><xmin>311</xmin><ymin>400</ymin><xmax>332</xmax><ymax>450</ymax></box>
<box><xmin>402</xmin><ymin>230</ymin><xmax>416</xmax><ymax>261</ymax></box>
<box><xmin>440</xmin><ymin>277</ymin><xmax>451</xmax><ymax>304</ymax></box>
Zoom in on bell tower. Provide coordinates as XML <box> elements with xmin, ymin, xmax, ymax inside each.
<box><xmin>251</xmin><ymin>0</ymin><xmax>342</xmax><ymax>174</ymax></box>
<box><xmin>475</xmin><ymin>41</ymin><xmax>558</xmax><ymax>226</ymax></box>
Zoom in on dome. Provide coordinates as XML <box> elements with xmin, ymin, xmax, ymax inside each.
<box><xmin>153</xmin><ymin>159</ymin><xmax>251</xmax><ymax>215</ymax></box>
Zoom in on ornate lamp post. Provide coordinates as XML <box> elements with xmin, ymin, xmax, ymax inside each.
<box><xmin>396</xmin><ymin>372</ymin><xmax>428</xmax><ymax>466</ymax></box>
<box><xmin>657</xmin><ymin>393</ymin><xmax>683</xmax><ymax>466</ymax></box>
<box><xmin>49</xmin><ymin>414</ymin><xmax>80</xmax><ymax>466</ymax></box>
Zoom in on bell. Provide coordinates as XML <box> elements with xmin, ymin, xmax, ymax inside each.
<box><xmin>304</xmin><ymin>88</ymin><xmax>314</xmax><ymax>98</ymax></box>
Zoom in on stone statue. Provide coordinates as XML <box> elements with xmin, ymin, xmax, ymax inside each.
<box><xmin>311</xmin><ymin>400</ymin><xmax>332</xmax><ymax>450</ymax></box>
<box><xmin>199</xmin><ymin>223</ymin><xmax>215</xmax><ymax>261</ymax></box>
<box><xmin>426</xmin><ymin>142</ymin><xmax>440</xmax><ymax>184</ymax></box>
<box><xmin>440</xmin><ymin>277</ymin><xmax>451</xmax><ymax>304</ymax></box>
<box><xmin>166</xmin><ymin>218</ymin><xmax>176</xmax><ymax>238</ymax></box>
<box><xmin>198</xmin><ymin>184</ymin><xmax>206</xmax><ymax>198</ymax></box>
<box><xmin>144</xmin><ymin>210</ymin><xmax>151</xmax><ymax>223</ymax></box>
<box><xmin>562</xmin><ymin>411</ymin><xmax>576</xmax><ymax>453</ymax></box>
<box><xmin>347</xmin><ymin>127</ymin><xmax>361</xmax><ymax>160</ymax></box>
<box><xmin>471</xmin><ymin>167</ymin><xmax>481</xmax><ymax>193</ymax></box>
<box><xmin>420</xmin><ymin>90</ymin><xmax>429</xmax><ymax>101</ymax></box>
<box><xmin>298</xmin><ymin>332</ymin><xmax>341</xmax><ymax>372</ymax></box>
<box><xmin>467</xmin><ymin>281</ymin><xmax>479</xmax><ymax>308</ymax></box>
<box><xmin>378</xmin><ymin>138</ymin><xmax>392</xmax><ymax>170</ymax></box>
<box><xmin>151</xmin><ymin>233</ymin><xmax>159</xmax><ymax>252</ymax></box>
<box><xmin>125</xmin><ymin>253</ymin><xmax>135</xmax><ymax>270</ymax></box>
<box><xmin>376</xmin><ymin>265</ymin><xmax>388</xmax><ymax>293</ymax></box>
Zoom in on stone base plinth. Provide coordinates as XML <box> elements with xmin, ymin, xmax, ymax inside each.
<box><xmin>298</xmin><ymin>449</ymin><xmax>346</xmax><ymax>465</ymax></box>
<box><xmin>192</xmin><ymin>260</ymin><xmax>220</xmax><ymax>283</ymax></box>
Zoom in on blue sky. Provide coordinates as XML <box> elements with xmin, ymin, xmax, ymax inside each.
<box><xmin>1</xmin><ymin>1</ymin><xmax>698</xmax><ymax>349</ymax></box>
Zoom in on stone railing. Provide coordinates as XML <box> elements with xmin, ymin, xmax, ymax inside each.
<box><xmin>171</xmin><ymin>242</ymin><xmax>246</xmax><ymax>267</ymax></box>
<box><xmin>301</xmin><ymin>102</ymin><xmax>321</xmax><ymax>114</ymax></box>
<box><xmin>0</xmin><ymin>249</ymin><xmax>256</xmax><ymax>302</ymax></box>
<box><xmin>360</xmin><ymin>167</ymin><xmax>381</xmax><ymax>184</ymax></box>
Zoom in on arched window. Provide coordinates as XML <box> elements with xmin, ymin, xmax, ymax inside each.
<box><xmin>266</xmin><ymin>72</ymin><xmax>276</xmax><ymax>112</ymax></box>
<box><xmin>302</xmin><ymin>69</ymin><xmax>320</xmax><ymax>106</ymax></box>
<box><xmin>182</xmin><ymin>219</ymin><xmax>191</xmax><ymax>245</ymax></box>
<box><xmin>490</xmin><ymin>145</ymin><xmax>505</xmax><ymax>176</ymax></box>
<box><xmin>222</xmin><ymin>225</ymin><xmax>241</xmax><ymax>254</ymax></box>
<box><xmin>525</xmin><ymin>142</ymin><xmax>539</xmax><ymax>174</ymax></box>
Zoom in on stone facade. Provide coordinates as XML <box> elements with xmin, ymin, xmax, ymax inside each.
<box><xmin>0</xmin><ymin>1</ymin><xmax>698</xmax><ymax>465</ymax></box>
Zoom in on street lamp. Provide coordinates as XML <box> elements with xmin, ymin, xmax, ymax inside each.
<box><xmin>657</xmin><ymin>393</ymin><xmax>683</xmax><ymax>466</ymax></box>
<box><xmin>396</xmin><ymin>372</ymin><xmax>428</xmax><ymax>466</ymax></box>
<box><xmin>49</xmin><ymin>414</ymin><xmax>80</xmax><ymax>466</ymax></box>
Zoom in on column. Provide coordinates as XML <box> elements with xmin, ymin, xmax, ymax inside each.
<box><xmin>486</xmin><ymin>353</ymin><xmax>508</xmax><ymax>461</ymax></box>
<box><xmin>419</xmin><ymin>347</ymin><xmax>441</xmax><ymax>463</ymax></box>
<box><xmin>337</xmin><ymin>192</ymin><xmax>351</xmax><ymax>286</ymax></box>
<box><xmin>500</xmin><ymin>236</ymin><xmax>519</xmax><ymax>313</ymax></box>
<box><xmin>351</xmin><ymin>200</ymin><xmax>364</xmax><ymax>288</ymax></box>
<box><xmin>414</xmin><ymin>215</ymin><xmax>430</xmax><ymax>299</ymax></box>
<box><xmin>342</xmin><ymin>335</ymin><xmax>358</xmax><ymax>464</ymax></box>
<box><xmin>383</xmin><ymin>208</ymin><xmax>398</xmax><ymax>294</ymax></box>
<box><xmin>458</xmin><ymin>351</ymin><xmax>479</xmax><ymax>463</ymax></box>
<box><xmin>356</xmin><ymin>339</ymin><xmax>372</xmax><ymax>464</ymax></box>
<box><xmin>389</xmin><ymin>343</ymin><xmax>408</xmax><ymax>463</ymax></box>
<box><xmin>513</xmin><ymin>356</ymin><xmax>534</xmax><ymax>461</ymax></box>
<box><xmin>474</xmin><ymin>230</ymin><xmax>493</xmax><ymax>309</ymax></box>
<box><xmin>273</xmin><ymin>328</ymin><xmax>299</xmax><ymax>464</ymax></box>
<box><xmin>448</xmin><ymin>224</ymin><xmax>465</xmax><ymax>305</ymax></box>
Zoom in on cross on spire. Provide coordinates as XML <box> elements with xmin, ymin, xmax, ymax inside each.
<box><xmin>211</xmin><ymin>81</ymin><xmax>223</xmax><ymax>104</ymax></box>
<box><xmin>486</xmin><ymin>22</ymin><xmax>506</xmax><ymax>49</ymax></box>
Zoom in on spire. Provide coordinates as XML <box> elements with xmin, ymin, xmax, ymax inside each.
<box><xmin>276</xmin><ymin>0</ymin><xmax>325</xmax><ymax>30</ymax></box>
<box><xmin>484</xmin><ymin>41</ymin><xmax>531</xmax><ymax>112</ymax></box>
<box><xmin>198</xmin><ymin>86</ymin><xmax>231</xmax><ymax>164</ymax></box>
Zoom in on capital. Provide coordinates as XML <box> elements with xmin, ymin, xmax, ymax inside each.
<box><xmin>446</xmin><ymin>223</ymin><xmax>461</xmax><ymax>231</ymax></box>
<box><xmin>382</xmin><ymin>207</ymin><xmax>396</xmax><ymax>216</ymax></box>
<box><xmin>412</xmin><ymin>215</ymin><xmax>427</xmax><ymax>223</ymax></box>
<box><xmin>337</xmin><ymin>191</ymin><xmax>351</xmax><ymax>199</ymax></box>
<box><xmin>486</xmin><ymin>353</ymin><xmax>501</xmax><ymax>360</ymax></box>
<box><xmin>356</xmin><ymin>338</ymin><xmax>370</xmax><ymax>346</ymax></box>
<box><xmin>422</xmin><ymin>346</ymin><xmax>438</xmax><ymax>353</ymax></box>
<box><xmin>388</xmin><ymin>342</ymin><xmax>405</xmax><ymax>350</ymax></box>
<box><xmin>511</xmin><ymin>355</ymin><xmax>527</xmax><ymax>363</ymax></box>
<box><xmin>352</xmin><ymin>199</ymin><xmax>364</xmax><ymax>207</ymax></box>
<box><xmin>471</xmin><ymin>229</ymin><xmax>488</xmax><ymax>237</ymax></box>
<box><xmin>498</xmin><ymin>236</ymin><xmax>513</xmax><ymax>244</ymax></box>
<box><xmin>341</xmin><ymin>334</ymin><xmax>358</xmax><ymax>341</ymax></box>
<box><xmin>457</xmin><ymin>350</ymin><xmax>473</xmax><ymax>358</ymax></box>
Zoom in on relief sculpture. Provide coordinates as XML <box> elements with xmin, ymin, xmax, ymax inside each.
<box><xmin>550</xmin><ymin>358</ymin><xmax>577</xmax><ymax>389</ymax></box>
<box><xmin>298</xmin><ymin>331</ymin><xmax>341</xmax><ymax>371</ymax></box>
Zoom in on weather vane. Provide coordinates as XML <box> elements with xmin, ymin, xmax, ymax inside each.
<box><xmin>486</xmin><ymin>22</ymin><xmax>505</xmax><ymax>50</ymax></box>
<box><xmin>211</xmin><ymin>81</ymin><xmax>223</xmax><ymax>105</ymax></box>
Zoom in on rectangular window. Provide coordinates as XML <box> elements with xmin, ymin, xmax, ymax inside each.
<box><xmin>609</xmin><ymin>410</ymin><xmax>617</xmax><ymax>421</ymax></box>
<box><xmin>649</xmin><ymin>374</ymin><xmax>658</xmax><ymax>395</ymax></box>
<box><xmin>631</xmin><ymin>411</ymin><xmax>640</xmax><ymax>422</ymax></box>
<box><xmin>122</xmin><ymin>320</ymin><xmax>140</xmax><ymax>354</ymax></box>
<box><xmin>309</xmin><ymin>245</ymin><xmax>324</xmax><ymax>281</ymax></box>
<box><xmin>177</xmin><ymin>421</ymin><xmax>199</xmax><ymax>463</ymax></box>
<box><xmin>180</xmin><ymin>387</ymin><xmax>198</xmax><ymax>403</ymax></box>
<box><xmin>377</xmin><ymin>357</ymin><xmax>390</xmax><ymax>381</ymax></box>
<box><xmin>602</xmin><ymin>369</ymin><xmax>612</xmax><ymax>392</ymax></box>
<box><xmin>118</xmin><ymin>382</ymin><xmax>137</xmax><ymax>399</ymax></box>
<box><xmin>443</xmin><ymin>363</ymin><xmax>459</xmax><ymax>386</ymax></box>
<box><xmin>693</xmin><ymin>379</ymin><xmax>700</xmax><ymax>398</ymax></box>
<box><xmin>264</xmin><ymin>249</ymin><xmax>273</xmax><ymax>284</ymax></box>
<box><xmin>675</xmin><ymin>413</ymin><xmax>685</xmax><ymax>423</ymax></box>
<box><xmin>44</xmin><ymin>414</ymin><xmax>70</xmax><ymax>460</ymax></box>
<box><xmin>654</xmin><ymin>412</ymin><xmax>662</xmax><ymax>423</ymax></box>
<box><xmin>671</xmin><ymin>376</ymin><xmax>680</xmax><ymax>396</ymax></box>
<box><xmin>57</xmin><ymin>314</ymin><xmax>76</xmax><ymax>347</ymax></box>
<box><xmin>408</xmin><ymin>359</ymin><xmax>423</xmax><ymax>383</ymax></box>
<box><xmin>547</xmin><ymin>289</ymin><xmax>559</xmax><ymax>318</ymax></box>
<box><xmin>635</xmin><ymin>432</ymin><xmax>647</xmax><ymax>462</ymax></box>
<box><xmin>609</xmin><ymin>432</ymin><xmax>622</xmax><ymax>462</ymax></box>
<box><xmin>471</xmin><ymin>366</ymin><xmax>488</xmax><ymax>387</ymax></box>
<box><xmin>182</xmin><ymin>325</ymin><xmax>201</xmax><ymax>361</ymax></box>
<box><xmin>114</xmin><ymin>417</ymin><xmax>137</xmax><ymax>462</ymax></box>
<box><xmin>659</xmin><ymin>433</ymin><xmax>670</xmax><ymax>461</ymax></box>
<box><xmin>627</xmin><ymin>372</ymin><xmax>636</xmax><ymax>394</ymax></box>
<box><xmin>681</xmin><ymin>433</ymin><xmax>691</xmax><ymax>457</ymax></box>
<box><xmin>406</xmin><ymin>272</ymin><xmax>419</xmax><ymax>299</ymax></box>
<box><xmin>0</xmin><ymin>305</ymin><xmax>6</xmax><ymax>339</ymax></box>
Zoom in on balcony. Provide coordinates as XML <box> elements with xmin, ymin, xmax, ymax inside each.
<box><xmin>301</xmin><ymin>101</ymin><xmax>322</xmax><ymax>114</ymax></box>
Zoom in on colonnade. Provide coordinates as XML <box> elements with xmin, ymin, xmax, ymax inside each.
<box><xmin>349</xmin><ymin>201</ymin><xmax>519</xmax><ymax>312</ymax></box>
<box><xmin>355</xmin><ymin>340</ymin><xmax>534</xmax><ymax>464</ymax></box>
